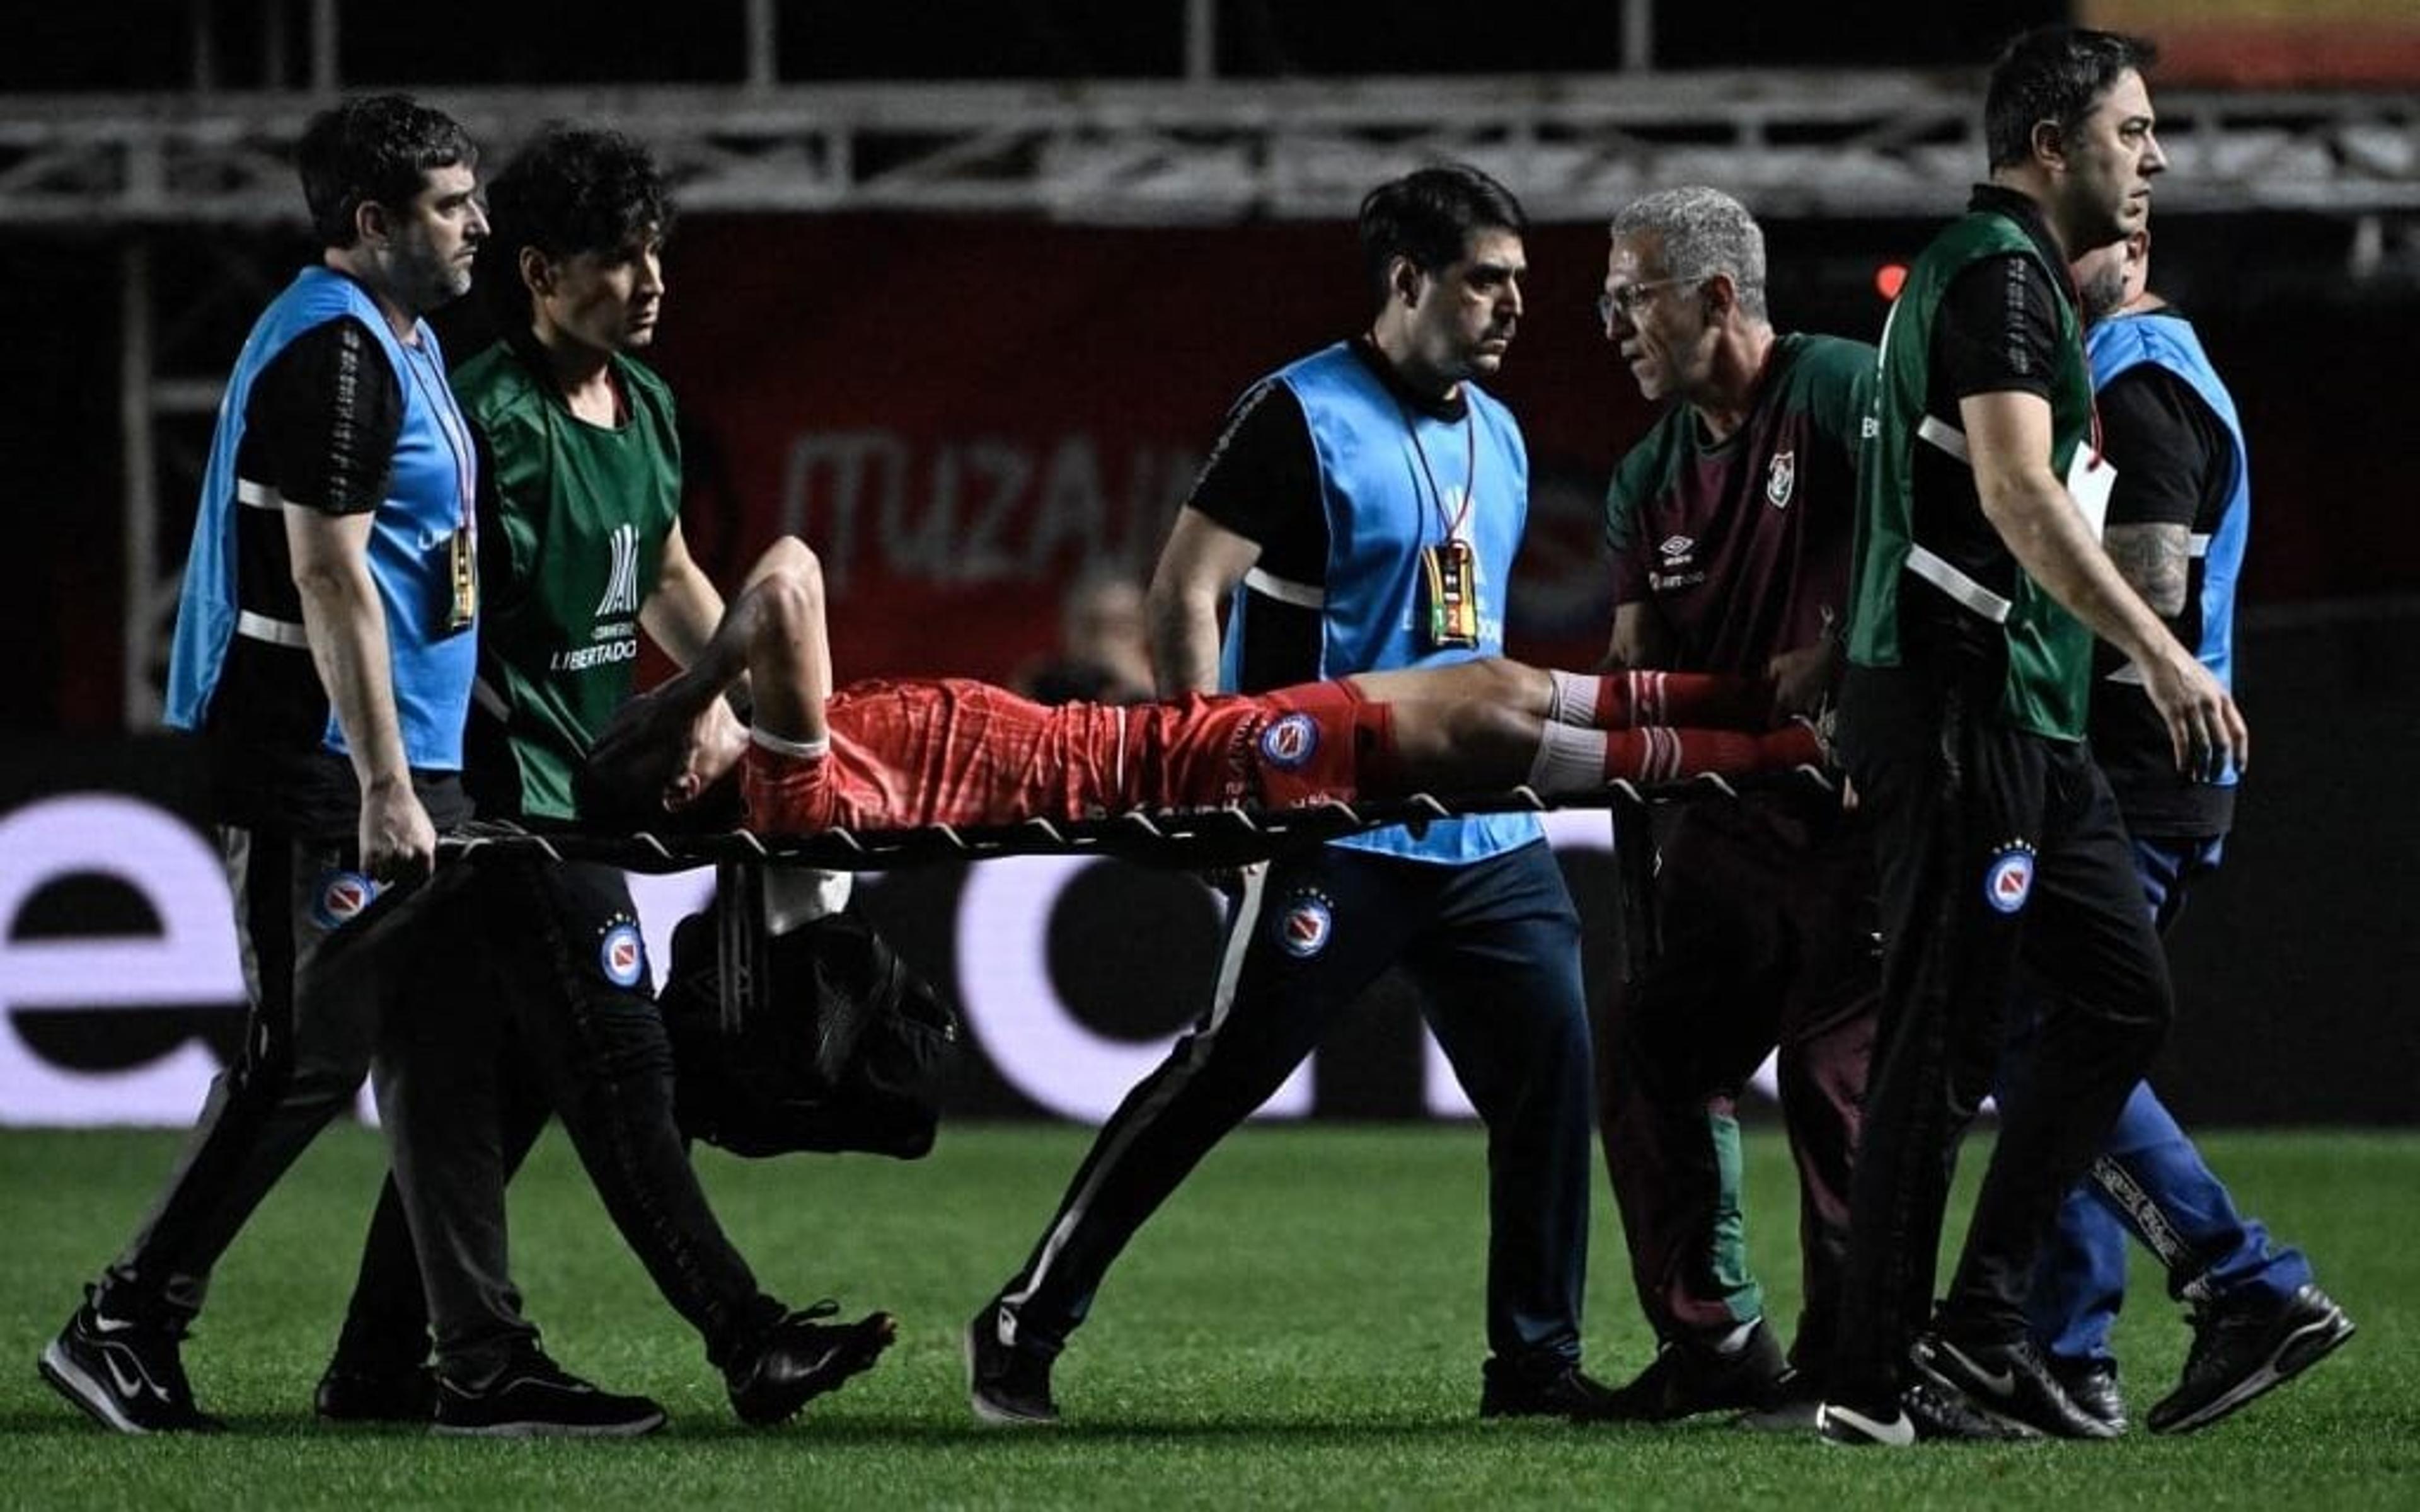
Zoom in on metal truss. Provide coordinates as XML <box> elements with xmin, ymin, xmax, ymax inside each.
<box><xmin>3</xmin><ymin>73</ymin><xmax>2416</xmax><ymax>227</ymax></box>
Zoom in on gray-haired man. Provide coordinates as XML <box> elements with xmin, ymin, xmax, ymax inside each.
<box><xmin>1588</xmin><ymin>185</ymin><xmax>1878</xmax><ymax>1425</ymax></box>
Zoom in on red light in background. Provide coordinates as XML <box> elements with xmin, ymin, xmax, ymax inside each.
<box><xmin>1875</xmin><ymin>263</ymin><xmax>1908</xmax><ymax>301</ymax></box>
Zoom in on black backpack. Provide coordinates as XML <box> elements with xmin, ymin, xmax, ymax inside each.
<box><xmin>659</xmin><ymin>903</ymin><xmax>959</xmax><ymax>1160</ymax></box>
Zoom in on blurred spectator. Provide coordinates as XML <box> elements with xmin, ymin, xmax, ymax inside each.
<box><xmin>1017</xmin><ymin>570</ymin><xmax>1155</xmax><ymax>705</ymax></box>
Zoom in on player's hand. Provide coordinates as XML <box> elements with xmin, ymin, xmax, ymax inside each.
<box><xmin>1765</xmin><ymin>639</ymin><xmax>1838</xmax><ymax>718</ymax></box>
<box><xmin>667</xmin><ymin>696</ymin><xmax>749</xmax><ymax>810</ymax></box>
<box><xmin>2141</xmin><ymin>646</ymin><xmax>2249</xmax><ymax>782</ymax></box>
<box><xmin>359</xmin><ymin>777</ymin><xmax>436</xmax><ymax>885</ymax></box>
<box><xmin>593</xmin><ymin>680</ymin><xmax>748</xmax><ymax>812</ymax></box>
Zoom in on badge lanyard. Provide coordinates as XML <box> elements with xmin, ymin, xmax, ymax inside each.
<box><xmin>1400</xmin><ymin>400</ymin><xmax>1480</xmax><ymax>648</ymax></box>
<box><xmin>398</xmin><ymin>332</ymin><xmax>479</xmax><ymax>631</ymax></box>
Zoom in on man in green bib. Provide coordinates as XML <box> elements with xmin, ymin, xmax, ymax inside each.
<box><xmin>1816</xmin><ymin>28</ymin><xmax>2247</xmax><ymax>1446</ymax></box>
<box><xmin>345</xmin><ymin>125</ymin><xmax>895</xmax><ymax>1435</ymax></box>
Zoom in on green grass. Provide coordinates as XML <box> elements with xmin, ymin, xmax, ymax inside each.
<box><xmin>3</xmin><ymin>1123</ymin><xmax>2415</xmax><ymax>1509</ymax></box>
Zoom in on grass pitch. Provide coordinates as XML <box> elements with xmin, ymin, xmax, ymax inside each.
<box><xmin>2</xmin><ymin>1123</ymin><xmax>2414</xmax><ymax>1509</ymax></box>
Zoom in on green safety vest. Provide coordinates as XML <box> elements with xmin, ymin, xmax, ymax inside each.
<box><xmin>1846</xmin><ymin>205</ymin><xmax>2100</xmax><ymax>740</ymax></box>
<box><xmin>454</xmin><ymin>340</ymin><xmax>683</xmax><ymax>820</ymax></box>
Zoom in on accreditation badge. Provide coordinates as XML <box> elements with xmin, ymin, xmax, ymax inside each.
<box><xmin>445</xmin><ymin>527</ymin><xmax>478</xmax><ymax>631</ymax></box>
<box><xmin>1421</xmin><ymin>537</ymin><xmax>1479</xmax><ymax>649</ymax></box>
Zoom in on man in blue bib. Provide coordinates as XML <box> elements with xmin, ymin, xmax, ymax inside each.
<box><xmin>2009</xmin><ymin>226</ymin><xmax>2351</xmax><ymax>1436</ymax></box>
<box><xmin>970</xmin><ymin>164</ymin><xmax>1612</xmax><ymax>1424</ymax></box>
<box><xmin>40</xmin><ymin>95</ymin><xmax>657</xmax><ymax>1437</ymax></box>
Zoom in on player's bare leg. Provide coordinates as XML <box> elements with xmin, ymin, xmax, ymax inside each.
<box><xmin>1351</xmin><ymin>657</ymin><xmax>1557</xmax><ymax>716</ymax></box>
<box><xmin>589</xmin><ymin>536</ymin><xmax>834</xmax><ymax>811</ymax></box>
<box><xmin>1352</xmin><ymin>657</ymin><xmax>1776</xmax><ymax>731</ymax></box>
<box><xmin>1378</xmin><ymin>697</ymin><xmax>1825</xmax><ymax>797</ymax></box>
<box><xmin>718</xmin><ymin>538</ymin><xmax>834</xmax><ymax>755</ymax></box>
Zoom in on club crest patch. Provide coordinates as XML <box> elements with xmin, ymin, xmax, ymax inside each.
<box><xmin>1766</xmin><ymin>448</ymin><xmax>1797</xmax><ymax>508</ymax></box>
<box><xmin>1272</xmin><ymin>889</ymin><xmax>1335</xmax><ymax>959</ymax></box>
<box><xmin>1983</xmin><ymin>842</ymin><xmax>2037</xmax><ymax>915</ymax></box>
<box><xmin>1257</xmin><ymin>711</ymin><xmax>1320</xmax><ymax>772</ymax></box>
<box><xmin>311</xmin><ymin>870</ymin><xmax>377</xmax><ymax>930</ymax></box>
<box><xmin>599</xmin><ymin>922</ymin><xmax>647</xmax><ymax>988</ymax></box>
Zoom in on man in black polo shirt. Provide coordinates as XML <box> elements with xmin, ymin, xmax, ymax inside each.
<box><xmin>1818</xmin><ymin>28</ymin><xmax>2247</xmax><ymax>1446</ymax></box>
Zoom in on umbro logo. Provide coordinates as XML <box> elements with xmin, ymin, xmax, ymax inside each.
<box><xmin>1657</xmin><ymin>534</ymin><xmax>1694</xmax><ymax>561</ymax></box>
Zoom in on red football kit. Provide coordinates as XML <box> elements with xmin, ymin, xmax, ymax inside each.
<box><xmin>740</xmin><ymin>677</ymin><xmax>1390</xmax><ymax>836</ymax></box>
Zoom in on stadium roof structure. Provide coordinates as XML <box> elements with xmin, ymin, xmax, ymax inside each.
<box><xmin>1</xmin><ymin>73</ymin><xmax>2416</xmax><ymax>227</ymax></box>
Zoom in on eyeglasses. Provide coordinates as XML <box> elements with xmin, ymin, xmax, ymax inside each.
<box><xmin>1596</xmin><ymin>277</ymin><xmax>1700</xmax><ymax>326</ymax></box>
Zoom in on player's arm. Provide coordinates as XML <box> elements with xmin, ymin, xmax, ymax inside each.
<box><xmin>1962</xmin><ymin>389</ymin><xmax>2244</xmax><ymax>776</ymax></box>
<box><xmin>288</xmin><ymin>507</ymin><xmax>432</xmax><ymax>879</ymax></box>
<box><xmin>1146</xmin><ymin>508</ymin><xmax>1260</xmax><ymax>697</ymax></box>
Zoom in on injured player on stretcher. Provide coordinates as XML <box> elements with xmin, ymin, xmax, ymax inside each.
<box><xmin>584</xmin><ymin>537</ymin><xmax>1827</xmax><ymax>836</ymax></box>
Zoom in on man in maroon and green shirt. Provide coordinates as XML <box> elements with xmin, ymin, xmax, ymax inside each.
<box><xmin>1589</xmin><ymin>185</ymin><xmax>1876</xmax><ymax>1424</ymax></box>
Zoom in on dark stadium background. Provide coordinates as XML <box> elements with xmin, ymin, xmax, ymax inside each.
<box><xmin>3</xmin><ymin>1</ymin><xmax>2414</xmax><ymax>1127</ymax></box>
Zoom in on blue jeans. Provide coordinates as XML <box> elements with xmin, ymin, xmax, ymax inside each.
<box><xmin>2022</xmin><ymin>834</ymin><xmax>2312</xmax><ymax>1366</ymax></box>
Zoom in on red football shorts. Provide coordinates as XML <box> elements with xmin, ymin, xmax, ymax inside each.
<box><xmin>739</xmin><ymin>677</ymin><xmax>1391</xmax><ymax>835</ymax></box>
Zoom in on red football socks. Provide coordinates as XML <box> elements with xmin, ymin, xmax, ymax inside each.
<box><xmin>1527</xmin><ymin>719</ymin><xmax>1826</xmax><ymax>792</ymax></box>
<box><xmin>1599</xmin><ymin>670</ymin><xmax>1779</xmax><ymax>730</ymax></box>
<box><xmin>1551</xmin><ymin>669</ymin><xmax>1778</xmax><ymax>731</ymax></box>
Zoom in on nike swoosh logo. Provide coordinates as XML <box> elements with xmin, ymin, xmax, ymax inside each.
<box><xmin>104</xmin><ymin>1351</ymin><xmax>168</xmax><ymax>1403</ymax></box>
<box><xmin>1819</xmin><ymin>1402</ymin><xmax>1915</xmax><ymax>1446</ymax></box>
<box><xmin>1939</xmin><ymin>1341</ymin><xmax>2016</xmax><ymax>1398</ymax></box>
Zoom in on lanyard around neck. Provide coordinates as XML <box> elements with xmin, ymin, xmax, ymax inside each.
<box><xmin>1397</xmin><ymin>398</ymin><xmax>1476</xmax><ymax>543</ymax></box>
<box><xmin>396</xmin><ymin>333</ymin><xmax>475</xmax><ymax>532</ymax></box>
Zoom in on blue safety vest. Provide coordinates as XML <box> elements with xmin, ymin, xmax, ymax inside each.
<box><xmin>165</xmin><ymin>267</ymin><xmax>477</xmax><ymax>770</ymax></box>
<box><xmin>2087</xmin><ymin>310</ymin><xmax>2249</xmax><ymax>791</ymax></box>
<box><xmin>1225</xmin><ymin>341</ymin><xmax>1541</xmax><ymax>864</ymax></box>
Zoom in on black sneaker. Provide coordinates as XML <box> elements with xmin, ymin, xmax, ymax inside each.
<box><xmin>1478</xmin><ymin>1356</ymin><xmax>1623</xmax><ymax>1421</ymax></box>
<box><xmin>432</xmin><ymin>1355</ymin><xmax>666</xmax><ymax>1438</ymax></box>
<box><xmin>38</xmin><ymin>1297</ymin><xmax>223</xmax><ymax>1435</ymax></box>
<box><xmin>1899</xmin><ymin>1375</ymin><xmax>2039</xmax><ymax>1442</ymax></box>
<box><xmin>726</xmin><ymin>1300</ymin><xmax>897</xmax><ymax>1428</ymax></box>
<box><xmin>314</xmin><ymin>1361</ymin><xmax>436</xmax><ymax>1424</ymax></box>
<box><xmin>2147</xmin><ymin>1283</ymin><xmax>2354</xmax><ymax>1436</ymax></box>
<box><xmin>1910</xmin><ymin>1332</ymin><xmax>2115</xmax><ymax>1440</ymax></box>
<box><xmin>965</xmin><ymin>1300</ymin><xmax>1060</xmax><ymax>1427</ymax></box>
<box><xmin>2047</xmin><ymin>1355</ymin><xmax>2127</xmax><ymax>1435</ymax></box>
<box><xmin>1737</xmin><ymin>1389</ymin><xmax>1824</xmax><ymax>1434</ymax></box>
<box><xmin>1595</xmin><ymin>1318</ymin><xmax>1794</xmax><ymax>1422</ymax></box>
